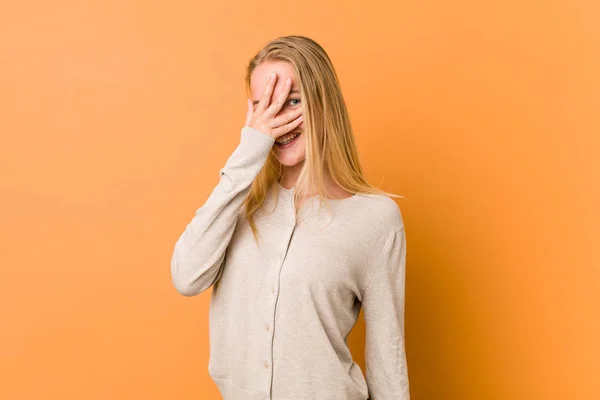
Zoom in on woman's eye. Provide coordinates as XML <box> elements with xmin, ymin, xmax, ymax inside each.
<box><xmin>287</xmin><ymin>98</ymin><xmax>301</xmax><ymax>107</ymax></box>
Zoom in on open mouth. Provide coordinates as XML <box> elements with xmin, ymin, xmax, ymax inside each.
<box><xmin>275</xmin><ymin>131</ymin><xmax>301</xmax><ymax>148</ymax></box>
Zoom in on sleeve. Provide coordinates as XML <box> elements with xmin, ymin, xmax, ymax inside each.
<box><xmin>170</xmin><ymin>127</ymin><xmax>275</xmax><ymax>296</ymax></box>
<box><xmin>362</xmin><ymin>226</ymin><xmax>410</xmax><ymax>399</ymax></box>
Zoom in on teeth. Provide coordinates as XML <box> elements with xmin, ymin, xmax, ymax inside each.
<box><xmin>277</xmin><ymin>132</ymin><xmax>299</xmax><ymax>144</ymax></box>
<box><xmin>276</xmin><ymin>132</ymin><xmax>300</xmax><ymax>145</ymax></box>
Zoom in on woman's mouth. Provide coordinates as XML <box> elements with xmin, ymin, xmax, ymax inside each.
<box><xmin>275</xmin><ymin>132</ymin><xmax>301</xmax><ymax>149</ymax></box>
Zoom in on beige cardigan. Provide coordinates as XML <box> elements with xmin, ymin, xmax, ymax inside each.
<box><xmin>171</xmin><ymin>127</ymin><xmax>409</xmax><ymax>399</ymax></box>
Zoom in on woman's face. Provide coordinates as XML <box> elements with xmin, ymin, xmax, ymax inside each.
<box><xmin>250</xmin><ymin>60</ymin><xmax>306</xmax><ymax>168</ymax></box>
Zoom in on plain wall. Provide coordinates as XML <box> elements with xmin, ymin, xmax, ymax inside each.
<box><xmin>1</xmin><ymin>1</ymin><xmax>598</xmax><ymax>399</ymax></box>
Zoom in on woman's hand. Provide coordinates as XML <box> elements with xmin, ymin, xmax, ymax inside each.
<box><xmin>244</xmin><ymin>72</ymin><xmax>303</xmax><ymax>140</ymax></box>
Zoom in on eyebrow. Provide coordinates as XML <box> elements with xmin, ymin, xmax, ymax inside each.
<box><xmin>253</xmin><ymin>89</ymin><xmax>300</xmax><ymax>105</ymax></box>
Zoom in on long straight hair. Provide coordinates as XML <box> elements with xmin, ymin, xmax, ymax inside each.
<box><xmin>243</xmin><ymin>35</ymin><xmax>402</xmax><ymax>242</ymax></box>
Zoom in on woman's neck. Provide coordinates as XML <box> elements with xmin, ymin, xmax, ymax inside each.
<box><xmin>278</xmin><ymin>164</ymin><xmax>303</xmax><ymax>190</ymax></box>
<box><xmin>279</xmin><ymin>164</ymin><xmax>354</xmax><ymax>200</ymax></box>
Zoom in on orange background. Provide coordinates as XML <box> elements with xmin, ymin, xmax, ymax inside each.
<box><xmin>1</xmin><ymin>1</ymin><xmax>599</xmax><ymax>399</ymax></box>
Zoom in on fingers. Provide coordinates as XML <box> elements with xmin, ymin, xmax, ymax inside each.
<box><xmin>244</xmin><ymin>98</ymin><xmax>253</xmax><ymax>127</ymax></box>
<box><xmin>246</xmin><ymin>71</ymin><xmax>301</xmax><ymax>139</ymax></box>
<box><xmin>270</xmin><ymin>114</ymin><xmax>303</xmax><ymax>138</ymax></box>
<box><xmin>268</xmin><ymin>107</ymin><xmax>302</xmax><ymax>129</ymax></box>
<box><xmin>263</xmin><ymin>77</ymin><xmax>293</xmax><ymax>118</ymax></box>
<box><xmin>256</xmin><ymin>72</ymin><xmax>278</xmax><ymax>113</ymax></box>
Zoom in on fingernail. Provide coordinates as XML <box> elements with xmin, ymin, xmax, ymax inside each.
<box><xmin>286</xmin><ymin>78</ymin><xmax>292</xmax><ymax>84</ymax></box>
<box><xmin>271</xmin><ymin>71</ymin><xmax>277</xmax><ymax>77</ymax></box>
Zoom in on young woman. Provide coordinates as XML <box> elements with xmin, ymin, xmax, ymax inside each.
<box><xmin>171</xmin><ymin>35</ymin><xmax>409</xmax><ymax>400</ymax></box>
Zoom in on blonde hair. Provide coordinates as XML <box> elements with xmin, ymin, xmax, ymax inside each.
<box><xmin>243</xmin><ymin>35</ymin><xmax>403</xmax><ymax>242</ymax></box>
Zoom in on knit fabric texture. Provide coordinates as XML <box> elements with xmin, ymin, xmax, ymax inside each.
<box><xmin>171</xmin><ymin>127</ymin><xmax>410</xmax><ymax>399</ymax></box>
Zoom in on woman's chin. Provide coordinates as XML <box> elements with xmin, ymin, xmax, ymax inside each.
<box><xmin>275</xmin><ymin>155</ymin><xmax>305</xmax><ymax>168</ymax></box>
<box><xmin>274</xmin><ymin>139</ymin><xmax>305</xmax><ymax>167</ymax></box>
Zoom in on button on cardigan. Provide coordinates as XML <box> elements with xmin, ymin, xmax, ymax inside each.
<box><xmin>171</xmin><ymin>127</ymin><xmax>410</xmax><ymax>400</ymax></box>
